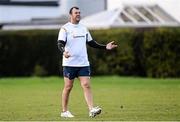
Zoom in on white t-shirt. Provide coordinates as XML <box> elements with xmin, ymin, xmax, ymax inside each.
<box><xmin>58</xmin><ymin>22</ymin><xmax>92</xmax><ymax>67</ymax></box>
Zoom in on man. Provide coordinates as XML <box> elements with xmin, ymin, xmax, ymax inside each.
<box><xmin>57</xmin><ymin>6</ymin><xmax>117</xmax><ymax>118</ymax></box>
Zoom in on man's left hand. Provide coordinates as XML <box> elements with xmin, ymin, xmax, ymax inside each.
<box><xmin>106</xmin><ymin>41</ymin><xmax>118</xmax><ymax>50</ymax></box>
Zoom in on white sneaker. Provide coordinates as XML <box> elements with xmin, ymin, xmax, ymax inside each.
<box><xmin>61</xmin><ymin>111</ymin><xmax>74</xmax><ymax>118</ymax></box>
<box><xmin>89</xmin><ymin>106</ymin><xmax>102</xmax><ymax>118</ymax></box>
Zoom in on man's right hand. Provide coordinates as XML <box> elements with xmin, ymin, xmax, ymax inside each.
<box><xmin>63</xmin><ymin>51</ymin><xmax>71</xmax><ymax>58</ymax></box>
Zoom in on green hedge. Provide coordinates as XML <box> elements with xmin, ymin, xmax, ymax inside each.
<box><xmin>143</xmin><ymin>28</ymin><xmax>180</xmax><ymax>77</ymax></box>
<box><xmin>0</xmin><ymin>30</ymin><xmax>61</xmax><ymax>76</ymax></box>
<box><xmin>89</xmin><ymin>29</ymin><xmax>135</xmax><ymax>76</ymax></box>
<box><xmin>0</xmin><ymin>28</ymin><xmax>179</xmax><ymax>77</ymax></box>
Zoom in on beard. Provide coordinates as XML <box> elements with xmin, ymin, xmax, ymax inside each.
<box><xmin>76</xmin><ymin>16</ymin><xmax>81</xmax><ymax>22</ymax></box>
<box><xmin>71</xmin><ymin>16</ymin><xmax>81</xmax><ymax>24</ymax></box>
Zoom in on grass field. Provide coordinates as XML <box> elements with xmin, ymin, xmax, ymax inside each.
<box><xmin>0</xmin><ymin>76</ymin><xmax>180</xmax><ymax>121</ymax></box>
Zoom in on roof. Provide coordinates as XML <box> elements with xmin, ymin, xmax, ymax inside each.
<box><xmin>81</xmin><ymin>3</ymin><xmax>180</xmax><ymax>29</ymax></box>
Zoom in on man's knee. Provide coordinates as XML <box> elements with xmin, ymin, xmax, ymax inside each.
<box><xmin>81</xmin><ymin>82</ymin><xmax>90</xmax><ymax>89</ymax></box>
<box><xmin>64</xmin><ymin>84</ymin><xmax>73</xmax><ymax>91</ymax></box>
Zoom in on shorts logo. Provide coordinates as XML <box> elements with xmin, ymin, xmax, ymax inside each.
<box><xmin>67</xmin><ymin>73</ymin><xmax>70</xmax><ymax>78</ymax></box>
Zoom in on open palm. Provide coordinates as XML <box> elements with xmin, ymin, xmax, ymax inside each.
<box><xmin>106</xmin><ymin>41</ymin><xmax>118</xmax><ymax>50</ymax></box>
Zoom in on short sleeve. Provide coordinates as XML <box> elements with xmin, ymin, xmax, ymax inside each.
<box><xmin>86</xmin><ymin>30</ymin><xmax>93</xmax><ymax>42</ymax></box>
<box><xmin>58</xmin><ymin>27</ymin><xmax>67</xmax><ymax>42</ymax></box>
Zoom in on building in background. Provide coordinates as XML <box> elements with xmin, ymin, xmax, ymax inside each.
<box><xmin>0</xmin><ymin>0</ymin><xmax>60</xmax><ymax>23</ymax></box>
<box><xmin>0</xmin><ymin>0</ymin><xmax>180</xmax><ymax>30</ymax></box>
<box><xmin>81</xmin><ymin>4</ymin><xmax>180</xmax><ymax>29</ymax></box>
<box><xmin>0</xmin><ymin>0</ymin><xmax>107</xmax><ymax>30</ymax></box>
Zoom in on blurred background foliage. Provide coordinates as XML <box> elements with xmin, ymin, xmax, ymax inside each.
<box><xmin>0</xmin><ymin>28</ymin><xmax>179</xmax><ymax>78</ymax></box>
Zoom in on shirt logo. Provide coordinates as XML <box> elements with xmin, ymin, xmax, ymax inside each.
<box><xmin>73</xmin><ymin>35</ymin><xmax>85</xmax><ymax>38</ymax></box>
<box><xmin>71</xmin><ymin>31</ymin><xmax>85</xmax><ymax>38</ymax></box>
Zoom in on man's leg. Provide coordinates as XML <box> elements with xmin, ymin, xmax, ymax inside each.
<box><xmin>79</xmin><ymin>76</ymin><xmax>102</xmax><ymax>117</ymax></box>
<box><xmin>79</xmin><ymin>76</ymin><xmax>93</xmax><ymax>110</ymax></box>
<box><xmin>62</xmin><ymin>77</ymin><xmax>74</xmax><ymax>112</ymax></box>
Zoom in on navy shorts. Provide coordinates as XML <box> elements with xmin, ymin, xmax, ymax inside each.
<box><xmin>63</xmin><ymin>66</ymin><xmax>91</xmax><ymax>80</ymax></box>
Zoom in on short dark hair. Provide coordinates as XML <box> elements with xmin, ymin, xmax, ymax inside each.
<box><xmin>69</xmin><ymin>6</ymin><xmax>79</xmax><ymax>14</ymax></box>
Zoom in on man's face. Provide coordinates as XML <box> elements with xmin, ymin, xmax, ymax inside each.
<box><xmin>70</xmin><ymin>8</ymin><xmax>81</xmax><ymax>24</ymax></box>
